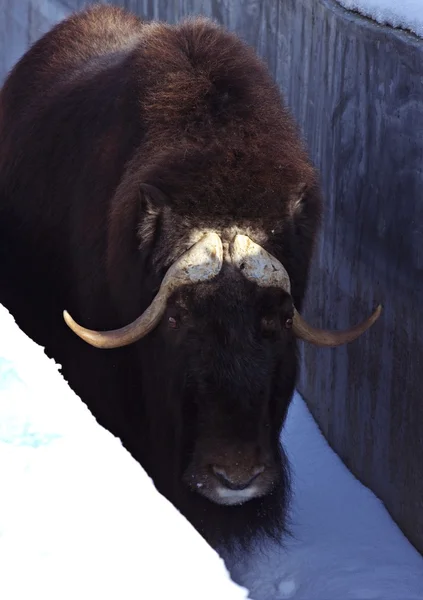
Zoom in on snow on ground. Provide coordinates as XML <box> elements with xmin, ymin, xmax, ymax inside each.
<box><xmin>0</xmin><ymin>304</ymin><xmax>249</xmax><ymax>600</ymax></box>
<box><xmin>226</xmin><ymin>398</ymin><xmax>423</xmax><ymax>599</ymax></box>
<box><xmin>1</xmin><ymin>301</ymin><xmax>423</xmax><ymax>600</ymax></box>
<box><xmin>336</xmin><ymin>0</ymin><xmax>423</xmax><ymax>38</ymax></box>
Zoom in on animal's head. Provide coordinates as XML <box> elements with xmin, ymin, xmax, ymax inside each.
<box><xmin>63</xmin><ymin>230</ymin><xmax>381</xmax><ymax>506</ymax></box>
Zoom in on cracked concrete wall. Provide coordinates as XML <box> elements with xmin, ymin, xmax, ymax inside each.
<box><xmin>1</xmin><ymin>0</ymin><xmax>422</xmax><ymax>554</ymax></box>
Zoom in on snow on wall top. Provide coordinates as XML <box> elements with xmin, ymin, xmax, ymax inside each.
<box><xmin>336</xmin><ymin>0</ymin><xmax>423</xmax><ymax>38</ymax></box>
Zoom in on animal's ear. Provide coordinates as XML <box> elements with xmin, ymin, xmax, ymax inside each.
<box><xmin>140</xmin><ymin>183</ymin><xmax>169</xmax><ymax>210</ymax></box>
<box><xmin>289</xmin><ymin>182</ymin><xmax>308</xmax><ymax>217</ymax></box>
<box><xmin>289</xmin><ymin>181</ymin><xmax>322</xmax><ymax>228</ymax></box>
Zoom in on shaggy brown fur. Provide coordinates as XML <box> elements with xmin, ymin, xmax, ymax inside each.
<box><xmin>0</xmin><ymin>5</ymin><xmax>321</xmax><ymax>552</ymax></box>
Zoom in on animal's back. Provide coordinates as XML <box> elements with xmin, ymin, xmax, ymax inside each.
<box><xmin>0</xmin><ymin>4</ymin><xmax>313</xmax><ymax>227</ymax></box>
<box><xmin>0</xmin><ymin>5</ymin><xmax>143</xmax><ymax>119</ymax></box>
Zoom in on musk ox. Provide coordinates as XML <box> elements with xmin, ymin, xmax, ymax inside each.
<box><xmin>0</xmin><ymin>5</ymin><xmax>380</xmax><ymax>551</ymax></box>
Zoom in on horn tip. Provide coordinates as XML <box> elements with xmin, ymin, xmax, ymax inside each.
<box><xmin>63</xmin><ymin>309</ymin><xmax>73</xmax><ymax>326</ymax></box>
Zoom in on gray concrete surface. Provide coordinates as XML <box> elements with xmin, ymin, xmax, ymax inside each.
<box><xmin>1</xmin><ymin>0</ymin><xmax>422</xmax><ymax>554</ymax></box>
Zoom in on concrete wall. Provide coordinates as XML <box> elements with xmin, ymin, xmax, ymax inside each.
<box><xmin>1</xmin><ymin>0</ymin><xmax>422</xmax><ymax>554</ymax></box>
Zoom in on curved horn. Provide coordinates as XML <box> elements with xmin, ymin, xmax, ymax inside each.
<box><xmin>292</xmin><ymin>305</ymin><xmax>382</xmax><ymax>347</ymax></box>
<box><xmin>233</xmin><ymin>234</ymin><xmax>381</xmax><ymax>346</ymax></box>
<box><xmin>63</xmin><ymin>232</ymin><xmax>223</xmax><ymax>349</ymax></box>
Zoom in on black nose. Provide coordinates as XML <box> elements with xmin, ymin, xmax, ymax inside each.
<box><xmin>211</xmin><ymin>465</ymin><xmax>265</xmax><ymax>490</ymax></box>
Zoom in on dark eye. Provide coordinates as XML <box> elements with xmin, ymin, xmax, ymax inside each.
<box><xmin>261</xmin><ymin>316</ymin><xmax>278</xmax><ymax>333</ymax></box>
<box><xmin>284</xmin><ymin>317</ymin><xmax>293</xmax><ymax>329</ymax></box>
<box><xmin>168</xmin><ymin>316</ymin><xmax>179</xmax><ymax>329</ymax></box>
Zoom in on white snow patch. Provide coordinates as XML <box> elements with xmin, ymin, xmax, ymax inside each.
<box><xmin>0</xmin><ymin>304</ymin><xmax>250</xmax><ymax>600</ymax></box>
<box><xmin>336</xmin><ymin>0</ymin><xmax>423</xmax><ymax>38</ymax></box>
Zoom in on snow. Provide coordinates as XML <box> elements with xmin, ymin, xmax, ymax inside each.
<box><xmin>336</xmin><ymin>0</ymin><xmax>423</xmax><ymax>38</ymax></box>
<box><xmin>1</xmin><ymin>301</ymin><xmax>423</xmax><ymax>600</ymax></box>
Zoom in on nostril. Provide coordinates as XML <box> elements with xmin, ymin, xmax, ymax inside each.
<box><xmin>211</xmin><ymin>465</ymin><xmax>265</xmax><ymax>491</ymax></box>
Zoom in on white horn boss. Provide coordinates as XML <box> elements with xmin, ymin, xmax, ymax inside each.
<box><xmin>64</xmin><ymin>232</ymin><xmax>381</xmax><ymax>348</ymax></box>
